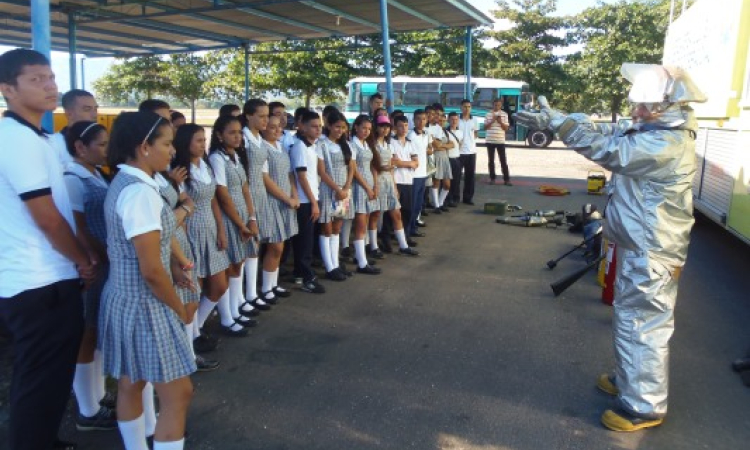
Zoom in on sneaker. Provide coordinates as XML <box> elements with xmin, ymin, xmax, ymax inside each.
<box><xmin>193</xmin><ymin>332</ymin><xmax>219</xmax><ymax>354</ymax></box>
<box><xmin>301</xmin><ymin>279</ymin><xmax>326</xmax><ymax>294</ymax></box>
<box><xmin>601</xmin><ymin>408</ymin><xmax>664</xmax><ymax>432</ymax></box>
<box><xmin>99</xmin><ymin>391</ymin><xmax>116</xmax><ymax>409</ymax></box>
<box><xmin>76</xmin><ymin>406</ymin><xmax>117</xmax><ymax>431</ymax></box>
<box><xmin>356</xmin><ymin>265</ymin><xmax>382</xmax><ymax>275</ymax></box>
<box><xmin>326</xmin><ymin>269</ymin><xmax>347</xmax><ymax>281</ymax></box>
<box><xmin>195</xmin><ymin>355</ymin><xmax>220</xmax><ymax>372</ymax></box>
<box><xmin>398</xmin><ymin>247</ymin><xmax>419</xmax><ymax>257</ymax></box>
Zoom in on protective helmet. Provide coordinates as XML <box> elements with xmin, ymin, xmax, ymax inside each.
<box><xmin>621</xmin><ymin>63</ymin><xmax>707</xmax><ymax>104</ymax></box>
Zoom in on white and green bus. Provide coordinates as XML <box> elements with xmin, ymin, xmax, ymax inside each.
<box><xmin>344</xmin><ymin>76</ymin><xmax>547</xmax><ymax>146</ymax></box>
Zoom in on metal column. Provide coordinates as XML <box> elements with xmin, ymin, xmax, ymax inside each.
<box><xmin>81</xmin><ymin>57</ymin><xmax>86</xmax><ymax>90</ymax></box>
<box><xmin>464</xmin><ymin>26</ymin><xmax>472</xmax><ymax>100</ymax></box>
<box><xmin>31</xmin><ymin>0</ymin><xmax>53</xmax><ymax>131</ymax></box>
<box><xmin>379</xmin><ymin>0</ymin><xmax>395</xmax><ymax>113</ymax></box>
<box><xmin>244</xmin><ymin>44</ymin><xmax>250</xmax><ymax>103</ymax></box>
<box><xmin>68</xmin><ymin>13</ymin><xmax>77</xmax><ymax>90</ymax></box>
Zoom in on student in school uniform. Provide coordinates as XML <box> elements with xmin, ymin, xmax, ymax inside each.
<box><xmin>457</xmin><ymin>99</ymin><xmax>479</xmax><ymax>205</ymax></box>
<box><xmin>390</xmin><ymin>115</ymin><xmax>419</xmax><ymax>250</ymax></box>
<box><xmin>317</xmin><ymin>111</ymin><xmax>355</xmax><ymax>281</ymax></box>
<box><xmin>49</xmin><ymin>89</ymin><xmax>99</xmax><ymax>166</ymax></box>
<box><xmin>172</xmin><ymin>124</ymin><xmax>230</xmax><ymax>372</ymax></box>
<box><xmin>219</xmin><ymin>104</ymin><xmax>241</xmax><ymax>117</ymax></box>
<box><xmin>445</xmin><ymin>112</ymin><xmax>462</xmax><ymax>207</ymax></box>
<box><xmin>290</xmin><ymin>110</ymin><xmax>326</xmax><ymax>293</ymax></box>
<box><xmin>98</xmin><ymin>111</ymin><xmax>195</xmax><ymax>450</ymax></box>
<box><xmin>349</xmin><ymin>115</ymin><xmax>382</xmax><ymax>274</ymax></box>
<box><xmin>170</xmin><ymin>111</ymin><xmax>186</xmax><ymax>130</ymax></box>
<box><xmin>369</xmin><ymin>115</ymin><xmax>419</xmax><ymax>257</ymax></box>
<box><xmin>259</xmin><ymin>115</ymin><xmax>300</xmax><ymax>290</ymax></box>
<box><xmin>429</xmin><ymin>110</ymin><xmax>454</xmax><ymax>213</ymax></box>
<box><xmin>62</xmin><ymin>121</ymin><xmax>118</xmax><ymax>431</ymax></box>
<box><xmin>0</xmin><ymin>49</ymin><xmax>97</xmax><ymax>450</ymax></box>
<box><xmin>406</xmin><ymin>109</ymin><xmax>430</xmax><ymax>237</ymax></box>
<box><xmin>208</xmin><ymin>115</ymin><xmax>260</xmax><ymax>336</ymax></box>
<box><xmin>269</xmin><ymin>101</ymin><xmax>296</xmax><ymax>152</ymax></box>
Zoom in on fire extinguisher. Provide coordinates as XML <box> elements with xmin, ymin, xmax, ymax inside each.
<box><xmin>601</xmin><ymin>242</ymin><xmax>617</xmax><ymax>305</ymax></box>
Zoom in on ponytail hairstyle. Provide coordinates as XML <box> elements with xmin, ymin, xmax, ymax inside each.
<box><xmin>107</xmin><ymin>111</ymin><xmax>170</xmax><ymax>173</ymax></box>
<box><xmin>324</xmin><ymin>111</ymin><xmax>352</xmax><ymax>165</ymax></box>
<box><xmin>172</xmin><ymin>123</ymin><xmax>210</xmax><ymax>188</ymax></box>
<box><xmin>65</xmin><ymin>120</ymin><xmax>106</xmax><ymax>157</ymax></box>
<box><xmin>352</xmin><ymin>115</ymin><xmax>381</xmax><ymax>172</ymax></box>
<box><xmin>210</xmin><ymin>115</ymin><xmax>249</xmax><ymax>175</ymax></box>
<box><xmin>241</xmin><ymin>98</ymin><xmax>268</xmax><ymax>130</ymax></box>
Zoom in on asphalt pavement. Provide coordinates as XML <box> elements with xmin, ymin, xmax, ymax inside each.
<box><xmin>3</xmin><ymin>145</ymin><xmax>750</xmax><ymax>450</ymax></box>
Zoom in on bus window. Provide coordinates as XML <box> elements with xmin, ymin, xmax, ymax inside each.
<box><xmin>377</xmin><ymin>82</ymin><xmax>404</xmax><ymax>106</ymax></box>
<box><xmin>347</xmin><ymin>82</ymin><xmax>361</xmax><ymax>113</ymax></box>
<box><xmin>473</xmin><ymin>88</ymin><xmax>495</xmax><ymax>109</ymax></box>
<box><xmin>441</xmin><ymin>83</ymin><xmax>465</xmax><ymax>107</ymax></box>
<box><xmin>404</xmin><ymin>83</ymin><xmax>440</xmax><ymax>107</ymax></box>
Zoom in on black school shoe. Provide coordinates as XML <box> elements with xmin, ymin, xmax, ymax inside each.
<box><xmin>99</xmin><ymin>391</ymin><xmax>117</xmax><ymax>409</ymax></box>
<box><xmin>193</xmin><ymin>332</ymin><xmax>219</xmax><ymax>353</ymax></box>
<box><xmin>273</xmin><ymin>286</ymin><xmax>292</xmax><ymax>298</ymax></box>
<box><xmin>301</xmin><ymin>279</ymin><xmax>326</xmax><ymax>294</ymax></box>
<box><xmin>326</xmin><ymin>269</ymin><xmax>347</xmax><ymax>281</ymax></box>
<box><xmin>195</xmin><ymin>355</ymin><xmax>220</xmax><ymax>372</ymax></box>
<box><xmin>356</xmin><ymin>265</ymin><xmax>382</xmax><ymax>275</ymax></box>
<box><xmin>398</xmin><ymin>248</ymin><xmax>419</xmax><ymax>256</ymax></box>
<box><xmin>76</xmin><ymin>406</ymin><xmax>117</xmax><ymax>431</ymax></box>
<box><xmin>440</xmin><ymin>206</ymin><xmax>450</xmax><ymax>212</ymax></box>
<box><xmin>368</xmin><ymin>248</ymin><xmax>385</xmax><ymax>259</ymax></box>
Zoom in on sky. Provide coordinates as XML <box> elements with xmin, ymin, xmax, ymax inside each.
<box><xmin>0</xmin><ymin>0</ymin><xmax>609</xmax><ymax>93</ymax></box>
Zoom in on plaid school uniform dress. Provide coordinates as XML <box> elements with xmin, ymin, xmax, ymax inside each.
<box><xmin>157</xmin><ymin>180</ymin><xmax>199</xmax><ymax>305</ymax></box>
<box><xmin>215</xmin><ymin>151</ymin><xmax>253</xmax><ymax>263</ymax></box>
<box><xmin>263</xmin><ymin>140</ymin><xmax>299</xmax><ymax>241</ymax></box>
<box><xmin>375</xmin><ymin>141</ymin><xmax>401</xmax><ymax>212</ymax></box>
<box><xmin>318</xmin><ymin>137</ymin><xmax>355</xmax><ymax>223</ymax></box>
<box><xmin>245</xmin><ymin>130</ymin><xmax>285</xmax><ymax>244</ymax></box>
<box><xmin>99</xmin><ymin>171</ymin><xmax>196</xmax><ymax>383</ymax></box>
<box><xmin>64</xmin><ymin>166</ymin><xmax>109</xmax><ymax>327</ymax></box>
<box><xmin>350</xmin><ymin>138</ymin><xmax>379</xmax><ymax>214</ymax></box>
<box><xmin>185</xmin><ymin>167</ymin><xmax>230</xmax><ymax>279</ymax></box>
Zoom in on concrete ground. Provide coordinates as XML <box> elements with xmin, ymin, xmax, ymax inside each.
<box><xmin>3</xmin><ymin>144</ymin><xmax>750</xmax><ymax>450</ymax></box>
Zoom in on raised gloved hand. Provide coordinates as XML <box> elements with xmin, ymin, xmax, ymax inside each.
<box><xmin>514</xmin><ymin>95</ymin><xmax>568</xmax><ymax>132</ymax></box>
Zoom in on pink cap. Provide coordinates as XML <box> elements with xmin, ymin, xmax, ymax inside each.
<box><xmin>376</xmin><ymin>115</ymin><xmax>392</xmax><ymax>126</ymax></box>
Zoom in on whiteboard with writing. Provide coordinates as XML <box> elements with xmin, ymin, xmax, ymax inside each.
<box><xmin>663</xmin><ymin>0</ymin><xmax>743</xmax><ymax>118</ymax></box>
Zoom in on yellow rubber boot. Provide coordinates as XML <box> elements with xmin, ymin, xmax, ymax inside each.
<box><xmin>601</xmin><ymin>409</ymin><xmax>664</xmax><ymax>432</ymax></box>
<box><xmin>596</xmin><ymin>373</ymin><xmax>619</xmax><ymax>396</ymax></box>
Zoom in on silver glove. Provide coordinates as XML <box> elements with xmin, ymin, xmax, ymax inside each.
<box><xmin>514</xmin><ymin>95</ymin><xmax>568</xmax><ymax>132</ymax></box>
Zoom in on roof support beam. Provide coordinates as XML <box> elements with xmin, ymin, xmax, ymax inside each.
<box><xmin>299</xmin><ymin>1</ymin><xmax>380</xmax><ymax>30</ymax></box>
<box><xmin>234</xmin><ymin>7</ymin><xmax>339</xmax><ymax>35</ymax></box>
<box><xmin>443</xmin><ymin>0</ymin><xmax>494</xmax><ymax>26</ymax></box>
<box><xmin>386</xmin><ymin>0</ymin><xmax>444</xmax><ymax>27</ymax></box>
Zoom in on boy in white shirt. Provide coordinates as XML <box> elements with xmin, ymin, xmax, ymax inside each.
<box><xmin>49</xmin><ymin>89</ymin><xmax>99</xmax><ymax>166</ymax></box>
<box><xmin>457</xmin><ymin>99</ymin><xmax>479</xmax><ymax>205</ymax></box>
<box><xmin>406</xmin><ymin>109</ymin><xmax>430</xmax><ymax>237</ymax></box>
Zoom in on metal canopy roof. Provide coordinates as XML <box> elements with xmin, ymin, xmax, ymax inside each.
<box><xmin>0</xmin><ymin>0</ymin><xmax>493</xmax><ymax>58</ymax></box>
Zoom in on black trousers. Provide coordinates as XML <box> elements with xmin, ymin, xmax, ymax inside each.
<box><xmin>458</xmin><ymin>153</ymin><xmax>476</xmax><ymax>202</ymax></box>
<box><xmin>487</xmin><ymin>143</ymin><xmax>510</xmax><ymax>182</ymax></box>
<box><xmin>396</xmin><ymin>184</ymin><xmax>413</xmax><ymax>235</ymax></box>
<box><xmin>292</xmin><ymin>202</ymin><xmax>316</xmax><ymax>282</ymax></box>
<box><xmin>0</xmin><ymin>279</ymin><xmax>83</xmax><ymax>450</ymax></box>
<box><xmin>448</xmin><ymin>157</ymin><xmax>461</xmax><ymax>203</ymax></box>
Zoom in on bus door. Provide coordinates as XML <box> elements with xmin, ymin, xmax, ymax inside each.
<box><xmin>498</xmin><ymin>89</ymin><xmax>520</xmax><ymax>141</ymax></box>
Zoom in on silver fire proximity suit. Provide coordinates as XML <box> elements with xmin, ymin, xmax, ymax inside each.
<box><xmin>517</xmin><ymin>64</ymin><xmax>707</xmax><ymax>420</ymax></box>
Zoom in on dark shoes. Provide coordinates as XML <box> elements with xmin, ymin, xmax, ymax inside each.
<box><xmin>368</xmin><ymin>248</ymin><xmax>385</xmax><ymax>259</ymax></box>
<box><xmin>235</xmin><ymin>315</ymin><xmax>258</xmax><ymax>328</ymax></box>
<box><xmin>239</xmin><ymin>301</ymin><xmax>261</xmax><ymax>317</ymax></box>
<box><xmin>326</xmin><ymin>269</ymin><xmax>347</xmax><ymax>281</ymax></box>
<box><xmin>462</xmin><ymin>200</ymin><xmax>475</xmax><ymax>205</ymax></box>
<box><xmin>99</xmin><ymin>391</ymin><xmax>116</xmax><ymax>409</ymax></box>
<box><xmin>416</xmin><ymin>219</ymin><xmax>427</xmax><ymax>227</ymax></box>
<box><xmin>398</xmin><ymin>248</ymin><xmax>419</xmax><ymax>256</ymax></box>
<box><xmin>273</xmin><ymin>286</ymin><xmax>292</xmax><ymax>298</ymax></box>
<box><xmin>356</xmin><ymin>265</ymin><xmax>382</xmax><ymax>275</ymax></box>
<box><xmin>250</xmin><ymin>298</ymin><xmax>272</xmax><ymax>311</ymax></box>
<box><xmin>76</xmin><ymin>406</ymin><xmax>117</xmax><ymax>431</ymax></box>
<box><xmin>301</xmin><ymin>279</ymin><xmax>326</xmax><ymax>294</ymax></box>
<box><xmin>504</xmin><ymin>180</ymin><xmax>513</xmax><ymax>186</ymax></box>
<box><xmin>406</xmin><ymin>238</ymin><xmax>418</xmax><ymax>247</ymax></box>
<box><xmin>196</xmin><ymin>355</ymin><xmax>220</xmax><ymax>372</ymax></box>
<box><xmin>432</xmin><ymin>208</ymin><xmax>442</xmax><ymax>214</ymax></box>
<box><xmin>440</xmin><ymin>206</ymin><xmax>450</xmax><ymax>212</ymax></box>
<box><xmin>193</xmin><ymin>331</ymin><xmax>219</xmax><ymax>353</ymax></box>
<box><xmin>221</xmin><ymin>323</ymin><xmax>250</xmax><ymax>337</ymax></box>
<box><xmin>410</xmin><ymin>232</ymin><xmax>426</xmax><ymax>238</ymax></box>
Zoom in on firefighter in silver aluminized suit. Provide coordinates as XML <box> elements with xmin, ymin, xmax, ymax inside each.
<box><xmin>516</xmin><ymin>63</ymin><xmax>707</xmax><ymax>432</ymax></box>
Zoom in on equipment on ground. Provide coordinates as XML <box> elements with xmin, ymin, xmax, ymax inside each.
<box><xmin>537</xmin><ymin>185</ymin><xmax>570</xmax><ymax>196</ymax></box>
<box><xmin>587</xmin><ymin>170</ymin><xmax>607</xmax><ymax>195</ymax></box>
<box><xmin>484</xmin><ymin>200</ymin><xmax>509</xmax><ymax>215</ymax></box>
<box><xmin>551</xmin><ymin>255</ymin><xmax>606</xmax><ymax>297</ymax></box>
<box><xmin>546</xmin><ymin>231</ymin><xmax>603</xmax><ymax>269</ymax></box>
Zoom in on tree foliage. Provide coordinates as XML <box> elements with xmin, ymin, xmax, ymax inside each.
<box><xmin>92</xmin><ymin>56</ymin><xmax>169</xmax><ymax>104</ymax></box>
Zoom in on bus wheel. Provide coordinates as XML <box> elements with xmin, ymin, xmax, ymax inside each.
<box><xmin>527</xmin><ymin>129</ymin><xmax>553</xmax><ymax>148</ymax></box>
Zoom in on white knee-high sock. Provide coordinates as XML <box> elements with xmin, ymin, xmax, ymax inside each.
<box><xmin>341</xmin><ymin>219</ymin><xmax>352</xmax><ymax>248</ymax></box>
<box><xmin>142</xmin><ymin>383</ymin><xmax>156</xmax><ymax>438</ymax></box>
<box><xmin>191</xmin><ymin>311</ymin><xmax>200</xmax><ymax>339</ymax></box>
<box><xmin>368</xmin><ymin>230</ymin><xmax>379</xmax><ymax>250</ymax></box>
<box><xmin>118</xmin><ymin>414</ymin><xmax>148</xmax><ymax>450</ymax></box>
<box><xmin>228</xmin><ymin>276</ymin><xmax>243</xmax><ymax>317</ymax></box>
<box><xmin>216</xmin><ymin>288</ymin><xmax>239</xmax><ymax>328</ymax></box>
<box><xmin>330</xmin><ymin>235</ymin><xmax>340</xmax><ymax>268</ymax></box>
<box><xmin>353</xmin><ymin>240</ymin><xmax>367</xmax><ymax>268</ymax></box>
<box><xmin>271</xmin><ymin>269</ymin><xmax>279</xmax><ymax>288</ymax></box>
<box><xmin>431</xmin><ymin>188</ymin><xmax>440</xmax><ymax>209</ymax></box>
<box><xmin>395</xmin><ymin>229</ymin><xmax>409</xmax><ymax>250</ymax></box>
<box><xmin>261</xmin><ymin>270</ymin><xmax>275</xmax><ymax>297</ymax></box>
<box><xmin>184</xmin><ymin>323</ymin><xmax>196</xmax><ymax>359</ymax></box>
<box><xmin>94</xmin><ymin>349</ymin><xmax>106</xmax><ymax>401</ymax></box>
<box><xmin>153</xmin><ymin>439</ymin><xmax>185</xmax><ymax>450</ymax></box>
<box><xmin>439</xmin><ymin>190</ymin><xmax>449</xmax><ymax>207</ymax></box>
<box><xmin>74</xmin><ymin>362</ymin><xmax>101</xmax><ymax>417</ymax></box>
<box><xmin>319</xmin><ymin>236</ymin><xmax>334</xmax><ymax>272</ymax></box>
<box><xmin>244</xmin><ymin>257</ymin><xmax>258</xmax><ymax>300</ymax></box>
<box><xmin>196</xmin><ymin>296</ymin><xmax>215</xmax><ymax>329</ymax></box>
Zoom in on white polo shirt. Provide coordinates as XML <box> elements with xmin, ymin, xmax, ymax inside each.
<box><xmin>291</xmin><ymin>137</ymin><xmax>321</xmax><ymax>203</ymax></box>
<box><xmin>63</xmin><ymin>162</ymin><xmax>108</xmax><ymax>213</ymax></box>
<box><xmin>407</xmin><ymin>129</ymin><xmax>430</xmax><ymax>178</ymax></box>
<box><xmin>115</xmin><ymin>165</ymin><xmax>164</xmax><ymax>240</ymax></box>
<box><xmin>445</xmin><ymin>128</ymin><xmax>461</xmax><ymax>159</ymax></box>
<box><xmin>458</xmin><ymin>116</ymin><xmax>479</xmax><ymax>155</ymax></box>
<box><xmin>50</xmin><ymin>131</ymin><xmax>74</xmax><ymax>167</ymax></box>
<box><xmin>0</xmin><ymin>113</ymin><xmax>78</xmax><ymax>297</ymax></box>
<box><xmin>391</xmin><ymin>137</ymin><xmax>417</xmax><ymax>185</ymax></box>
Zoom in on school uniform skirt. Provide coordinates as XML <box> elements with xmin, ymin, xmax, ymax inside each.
<box><xmin>377</xmin><ymin>171</ymin><xmax>400</xmax><ymax>212</ymax></box>
<box><xmin>352</xmin><ymin>147</ymin><xmax>379</xmax><ymax>214</ymax></box>
<box><xmin>224</xmin><ymin>189</ymin><xmax>252</xmax><ymax>264</ymax></box>
<box><xmin>319</xmin><ymin>148</ymin><xmax>355</xmax><ymax>223</ymax></box>
<box><xmin>186</xmin><ymin>179</ymin><xmax>230</xmax><ymax>279</ymax></box>
<box><xmin>175</xmin><ymin>227</ymin><xmax>200</xmax><ymax>304</ymax></box>
<box><xmin>433</xmin><ymin>150</ymin><xmax>452</xmax><ymax>180</ymax></box>
<box><xmin>266</xmin><ymin>143</ymin><xmax>300</xmax><ymax>240</ymax></box>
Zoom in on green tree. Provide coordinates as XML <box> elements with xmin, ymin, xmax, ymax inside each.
<box><xmin>163</xmin><ymin>53</ymin><xmax>217</xmax><ymax>122</ymax></box>
<box><xmin>93</xmin><ymin>56</ymin><xmax>169</xmax><ymax>105</ymax></box>
<box><xmin>485</xmin><ymin>0</ymin><xmax>567</xmax><ymax>98</ymax></box>
<box><xmin>394</xmin><ymin>28</ymin><xmax>489</xmax><ymax>77</ymax></box>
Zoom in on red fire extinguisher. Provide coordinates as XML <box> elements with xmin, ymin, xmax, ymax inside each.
<box><xmin>602</xmin><ymin>242</ymin><xmax>617</xmax><ymax>305</ymax></box>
